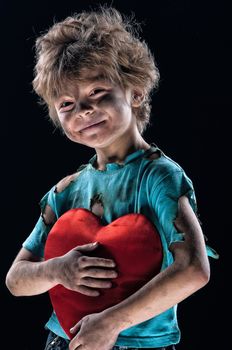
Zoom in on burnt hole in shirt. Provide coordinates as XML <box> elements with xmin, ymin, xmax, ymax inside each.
<box><xmin>145</xmin><ymin>149</ymin><xmax>162</xmax><ymax>161</ymax></box>
<box><xmin>55</xmin><ymin>173</ymin><xmax>78</xmax><ymax>194</ymax></box>
<box><xmin>90</xmin><ymin>193</ymin><xmax>104</xmax><ymax>218</ymax></box>
<box><xmin>41</xmin><ymin>204</ymin><xmax>56</xmax><ymax>226</ymax></box>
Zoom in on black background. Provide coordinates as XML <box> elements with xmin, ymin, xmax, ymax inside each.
<box><xmin>1</xmin><ymin>0</ymin><xmax>229</xmax><ymax>349</ymax></box>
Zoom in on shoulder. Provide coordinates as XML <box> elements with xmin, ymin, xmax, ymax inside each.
<box><xmin>146</xmin><ymin>151</ymin><xmax>195</xmax><ymax>203</ymax></box>
<box><xmin>147</xmin><ymin>151</ymin><xmax>185</xmax><ymax>183</ymax></box>
<box><xmin>55</xmin><ymin>168</ymin><xmax>84</xmax><ymax>194</ymax></box>
<box><xmin>55</xmin><ymin>173</ymin><xmax>78</xmax><ymax>194</ymax></box>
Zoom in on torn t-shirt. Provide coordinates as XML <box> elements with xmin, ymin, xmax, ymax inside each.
<box><xmin>22</xmin><ymin>144</ymin><xmax>218</xmax><ymax>348</ymax></box>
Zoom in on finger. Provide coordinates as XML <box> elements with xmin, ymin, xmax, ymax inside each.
<box><xmin>77</xmin><ymin>285</ymin><xmax>100</xmax><ymax>297</ymax></box>
<box><xmin>83</xmin><ymin>267</ymin><xmax>118</xmax><ymax>279</ymax></box>
<box><xmin>79</xmin><ymin>256</ymin><xmax>116</xmax><ymax>269</ymax></box>
<box><xmin>81</xmin><ymin>277</ymin><xmax>112</xmax><ymax>288</ymax></box>
<box><xmin>69</xmin><ymin>336</ymin><xmax>82</xmax><ymax>350</ymax></box>
<box><xmin>70</xmin><ymin>319</ymin><xmax>82</xmax><ymax>334</ymax></box>
<box><xmin>72</xmin><ymin>242</ymin><xmax>99</xmax><ymax>252</ymax></box>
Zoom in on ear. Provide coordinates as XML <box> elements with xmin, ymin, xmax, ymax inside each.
<box><xmin>131</xmin><ymin>89</ymin><xmax>144</xmax><ymax>108</ymax></box>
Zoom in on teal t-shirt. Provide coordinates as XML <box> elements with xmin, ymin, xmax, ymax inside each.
<box><xmin>22</xmin><ymin>144</ymin><xmax>218</xmax><ymax>348</ymax></box>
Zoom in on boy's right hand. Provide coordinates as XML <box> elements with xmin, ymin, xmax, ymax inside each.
<box><xmin>55</xmin><ymin>242</ymin><xmax>117</xmax><ymax>296</ymax></box>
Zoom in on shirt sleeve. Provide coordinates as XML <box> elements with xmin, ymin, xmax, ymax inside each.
<box><xmin>151</xmin><ymin>170</ymin><xmax>197</xmax><ymax>247</ymax></box>
<box><xmin>22</xmin><ymin>186</ymin><xmax>57</xmax><ymax>258</ymax></box>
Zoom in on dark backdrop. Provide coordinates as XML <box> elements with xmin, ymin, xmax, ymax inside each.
<box><xmin>1</xmin><ymin>0</ymin><xmax>229</xmax><ymax>349</ymax></box>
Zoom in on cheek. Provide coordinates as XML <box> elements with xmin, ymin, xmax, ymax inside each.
<box><xmin>57</xmin><ymin>112</ymin><xmax>72</xmax><ymax>126</ymax></box>
<box><xmin>57</xmin><ymin>115</ymin><xmax>77</xmax><ymax>140</ymax></box>
<box><xmin>58</xmin><ymin>113</ymin><xmax>77</xmax><ymax>133</ymax></box>
<box><xmin>98</xmin><ymin>95</ymin><xmax>131</xmax><ymax>121</ymax></box>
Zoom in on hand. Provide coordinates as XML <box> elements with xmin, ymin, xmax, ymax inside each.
<box><xmin>56</xmin><ymin>242</ymin><xmax>118</xmax><ymax>296</ymax></box>
<box><xmin>69</xmin><ymin>312</ymin><xmax>119</xmax><ymax>350</ymax></box>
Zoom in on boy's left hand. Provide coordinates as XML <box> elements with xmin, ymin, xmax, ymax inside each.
<box><xmin>69</xmin><ymin>312</ymin><xmax>119</xmax><ymax>350</ymax></box>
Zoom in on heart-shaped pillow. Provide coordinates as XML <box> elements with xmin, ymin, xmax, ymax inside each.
<box><xmin>44</xmin><ymin>208</ymin><xmax>163</xmax><ymax>339</ymax></box>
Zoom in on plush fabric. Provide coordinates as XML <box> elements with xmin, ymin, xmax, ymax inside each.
<box><xmin>44</xmin><ymin>208</ymin><xmax>162</xmax><ymax>339</ymax></box>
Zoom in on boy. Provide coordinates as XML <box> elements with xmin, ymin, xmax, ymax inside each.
<box><xmin>5</xmin><ymin>6</ymin><xmax>217</xmax><ymax>350</ymax></box>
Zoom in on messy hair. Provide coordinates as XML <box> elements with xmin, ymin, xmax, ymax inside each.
<box><xmin>32</xmin><ymin>6</ymin><xmax>160</xmax><ymax>134</ymax></box>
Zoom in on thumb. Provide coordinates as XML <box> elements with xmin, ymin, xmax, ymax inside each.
<box><xmin>70</xmin><ymin>318</ymin><xmax>83</xmax><ymax>334</ymax></box>
<box><xmin>73</xmin><ymin>242</ymin><xmax>99</xmax><ymax>252</ymax></box>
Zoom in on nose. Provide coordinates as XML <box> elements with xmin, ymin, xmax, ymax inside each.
<box><xmin>77</xmin><ymin>101</ymin><xmax>94</xmax><ymax>118</ymax></box>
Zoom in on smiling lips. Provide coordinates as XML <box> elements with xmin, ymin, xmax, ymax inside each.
<box><xmin>80</xmin><ymin>120</ymin><xmax>106</xmax><ymax>132</ymax></box>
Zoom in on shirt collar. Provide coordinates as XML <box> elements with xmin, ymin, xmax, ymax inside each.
<box><xmin>88</xmin><ymin>143</ymin><xmax>160</xmax><ymax>171</ymax></box>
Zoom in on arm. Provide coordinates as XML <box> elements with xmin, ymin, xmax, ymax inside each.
<box><xmin>6</xmin><ymin>173</ymin><xmax>117</xmax><ymax>297</ymax></box>
<box><xmin>103</xmin><ymin>195</ymin><xmax>210</xmax><ymax>329</ymax></box>
<box><xmin>5</xmin><ymin>248</ymin><xmax>62</xmax><ymax>296</ymax></box>
<box><xmin>69</xmin><ymin>195</ymin><xmax>210</xmax><ymax>350</ymax></box>
<box><xmin>5</xmin><ymin>243</ymin><xmax>117</xmax><ymax>297</ymax></box>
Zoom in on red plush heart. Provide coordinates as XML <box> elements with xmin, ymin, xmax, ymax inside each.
<box><xmin>44</xmin><ymin>208</ymin><xmax>162</xmax><ymax>339</ymax></box>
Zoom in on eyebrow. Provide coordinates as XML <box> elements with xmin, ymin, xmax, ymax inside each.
<box><xmin>54</xmin><ymin>74</ymin><xmax>111</xmax><ymax>104</ymax></box>
<box><xmin>84</xmin><ymin>74</ymin><xmax>109</xmax><ymax>83</ymax></box>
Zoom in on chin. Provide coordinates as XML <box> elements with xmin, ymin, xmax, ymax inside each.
<box><xmin>65</xmin><ymin>127</ymin><xmax>120</xmax><ymax>149</ymax></box>
<box><xmin>81</xmin><ymin>133</ymin><xmax>113</xmax><ymax>148</ymax></box>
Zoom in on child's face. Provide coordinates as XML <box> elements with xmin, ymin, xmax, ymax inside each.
<box><xmin>53</xmin><ymin>71</ymin><xmax>139</xmax><ymax>149</ymax></box>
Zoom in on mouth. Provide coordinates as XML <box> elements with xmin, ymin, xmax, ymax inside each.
<box><xmin>80</xmin><ymin>120</ymin><xmax>106</xmax><ymax>132</ymax></box>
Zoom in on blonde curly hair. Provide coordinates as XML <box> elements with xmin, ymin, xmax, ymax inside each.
<box><xmin>32</xmin><ymin>6</ymin><xmax>160</xmax><ymax>134</ymax></box>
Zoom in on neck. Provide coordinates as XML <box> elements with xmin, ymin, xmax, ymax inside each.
<box><xmin>94</xmin><ymin>131</ymin><xmax>150</xmax><ymax>171</ymax></box>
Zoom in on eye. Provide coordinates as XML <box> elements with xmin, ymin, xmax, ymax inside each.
<box><xmin>59</xmin><ymin>101</ymin><xmax>74</xmax><ymax>111</ymax></box>
<box><xmin>89</xmin><ymin>88</ymin><xmax>105</xmax><ymax>97</ymax></box>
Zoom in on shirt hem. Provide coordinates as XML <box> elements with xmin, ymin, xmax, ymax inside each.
<box><xmin>114</xmin><ymin>333</ymin><xmax>180</xmax><ymax>348</ymax></box>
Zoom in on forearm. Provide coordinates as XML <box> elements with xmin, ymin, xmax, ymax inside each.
<box><xmin>103</xmin><ymin>261</ymin><xmax>209</xmax><ymax>332</ymax></box>
<box><xmin>6</xmin><ymin>257</ymin><xmax>60</xmax><ymax>296</ymax></box>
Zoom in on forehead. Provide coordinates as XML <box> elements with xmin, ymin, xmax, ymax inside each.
<box><xmin>54</xmin><ymin>71</ymin><xmax>114</xmax><ymax>101</ymax></box>
<box><xmin>81</xmin><ymin>71</ymin><xmax>109</xmax><ymax>83</ymax></box>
